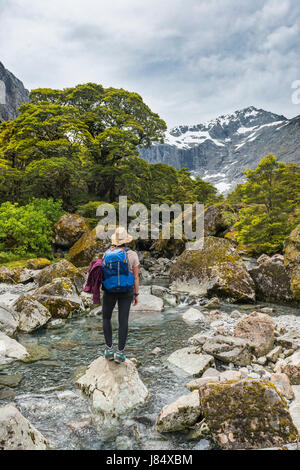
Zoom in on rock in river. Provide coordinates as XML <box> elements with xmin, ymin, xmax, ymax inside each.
<box><xmin>169</xmin><ymin>237</ymin><xmax>255</xmax><ymax>302</ymax></box>
<box><xmin>202</xmin><ymin>335</ymin><xmax>253</xmax><ymax>366</ymax></box>
<box><xmin>0</xmin><ymin>404</ymin><xmax>48</xmax><ymax>450</ymax></box>
<box><xmin>12</xmin><ymin>296</ymin><xmax>51</xmax><ymax>332</ymax></box>
<box><xmin>198</xmin><ymin>378</ymin><xmax>299</xmax><ymax>449</ymax></box>
<box><xmin>0</xmin><ymin>305</ymin><xmax>18</xmax><ymax>336</ymax></box>
<box><xmin>76</xmin><ymin>357</ymin><xmax>149</xmax><ymax>420</ymax></box>
<box><xmin>0</xmin><ymin>332</ymin><xmax>29</xmax><ymax>365</ymax></box>
<box><xmin>167</xmin><ymin>347</ymin><xmax>214</xmax><ymax>376</ymax></box>
<box><xmin>234</xmin><ymin>311</ymin><xmax>275</xmax><ymax>357</ymax></box>
<box><xmin>31</xmin><ymin>277</ymin><xmax>84</xmax><ymax>318</ymax></box>
<box><xmin>156</xmin><ymin>390</ymin><xmax>201</xmax><ymax>432</ymax></box>
<box><xmin>35</xmin><ymin>259</ymin><xmax>85</xmax><ymax>293</ymax></box>
<box><xmin>182</xmin><ymin>307</ymin><xmax>205</xmax><ymax>324</ymax></box>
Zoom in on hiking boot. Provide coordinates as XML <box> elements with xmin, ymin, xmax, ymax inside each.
<box><xmin>104</xmin><ymin>348</ymin><xmax>114</xmax><ymax>361</ymax></box>
<box><xmin>114</xmin><ymin>351</ymin><xmax>126</xmax><ymax>363</ymax></box>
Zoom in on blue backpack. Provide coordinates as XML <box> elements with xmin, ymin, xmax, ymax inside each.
<box><xmin>102</xmin><ymin>247</ymin><xmax>135</xmax><ymax>293</ymax></box>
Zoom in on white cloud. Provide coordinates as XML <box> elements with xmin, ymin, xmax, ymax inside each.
<box><xmin>0</xmin><ymin>0</ymin><xmax>299</xmax><ymax>127</ymax></box>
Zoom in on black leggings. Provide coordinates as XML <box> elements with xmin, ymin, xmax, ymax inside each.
<box><xmin>102</xmin><ymin>289</ymin><xmax>134</xmax><ymax>351</ymax></box>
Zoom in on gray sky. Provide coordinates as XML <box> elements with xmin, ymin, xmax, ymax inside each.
<box><xmin>1</xmin><ymin>0</ymin><xmax>299</xmax><ymax>127</ymax></box>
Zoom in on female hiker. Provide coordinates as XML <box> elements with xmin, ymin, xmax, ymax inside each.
<box><xmin>102</xmin><ymin>227</ymin><xmax>139</xmax><ymax>364</ymax></box>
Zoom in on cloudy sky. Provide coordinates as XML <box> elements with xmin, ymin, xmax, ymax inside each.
<box><xmin>0</xmin><ymin>0</ymin><xmax>299</xmax><ymax>127</ymax></box>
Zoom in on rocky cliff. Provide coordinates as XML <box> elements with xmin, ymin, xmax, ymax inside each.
<box><xmin>140</xmin><ymin>106</ymin><xmax>300</xmax><ymax>193</ymax></box>
<box><xmin>0</xmin><ymin>61</ymin><xmax>29</xmax><ymax>122</ymax></box>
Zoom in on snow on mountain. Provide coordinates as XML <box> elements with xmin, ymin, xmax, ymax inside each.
<box><xmin>140</xmin><ymin>106</ymin><xmax>300</xmax><ymax>194</ymax></box>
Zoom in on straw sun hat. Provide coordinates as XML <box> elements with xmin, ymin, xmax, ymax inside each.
<box><xmin>111</xmin><ymin>226</ymin><xmax>133</xmax><ymax>246</ymax></box>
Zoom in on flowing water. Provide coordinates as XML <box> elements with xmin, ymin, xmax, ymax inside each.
<box><xmin>0</xmin><ymin>280</ymin><xmax>299</xmax><ymax>450</ymax></box>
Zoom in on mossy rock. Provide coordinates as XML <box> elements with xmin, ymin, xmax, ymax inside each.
<box><xmin>284</xmin><ymin>224</ymin><xmax>300</xmax><ymax>270</ymax></box>
<box><xmin>53</xmin><ymin>213</ymin><xmax>90</xmax><ymax>248</ymax></box>
<box><xmin>290</xmin><ymin>266</ymin><xmax>300</xmax><ymax>301</ymax></box>
<box><xmin>169</xmin><ymin>237</ymin><xmax>255</xmax><ymax>302</ymax></box>
<box><xmin>20</xmin><ymin>344</ymin><xmax>52</xmax><ymax>363</ymax></box>
<box><xmin>68</xmin><ymin>228</ymin><xmax>108</xmax><ymax>267</ymax></box>
<box><xmin>35</xmin><ymin>259</ymin><xmax>85</xmax><ymax>292</ymax></box>
<box><xmin>0</xmin><ymin>266</ymin><xmax>15</xmax><ymax>284</ymax></box>
<box><xmin>199</xmin><ymin>378</ymin><xmax>299</xmax><ymax>449</ymax></box>
<box><xmin>26</xmin><ymin>258</ymin><xmax>51</xmax><ymax>270</ymax></box>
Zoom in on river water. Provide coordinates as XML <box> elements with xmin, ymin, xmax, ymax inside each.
<box><xmin>0</xmin><ymin>280</ymin><xmax>299</xmax><ymax>450</ymax></box>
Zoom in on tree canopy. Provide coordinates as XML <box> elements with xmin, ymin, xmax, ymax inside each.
<box><xmin>228</xmin><ymin>154</ymin><xmax>300</xmax><ymax>254</ymax></box>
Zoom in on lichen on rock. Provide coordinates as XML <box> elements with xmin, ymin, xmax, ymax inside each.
<box><xmin>198</xmin><ymin>378</ymin><xmax>299</xmax><ymax>449</ymax></box>
<box><xmin>169</xmin><ymin>237</ymin><xmax>255</xmax><ymax>302</ymax></box>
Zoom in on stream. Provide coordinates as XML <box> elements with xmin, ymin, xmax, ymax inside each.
<box><xmin>0</xmin><ymin>279</ymin><xmax>299</xmax><ymax>450</ymax></box>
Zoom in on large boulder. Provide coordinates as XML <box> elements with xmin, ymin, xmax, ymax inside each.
<box><xmin>167</xmin><ymin>347</ymin><xmax>214</xmax><ymax>376</ymax></box>
<box><xmin>0</xmin><ymin>404</ymin><xmax>48</xmax><ymax>450</ymax></box>
<box><xmin>12</xmin><ymin>296</ymin><xmax>51</xmax><ymax>332</ymax></box>
<box><xmin>289</xmin><ymin>385</ymin><xmax>300</xmax><ymax>434</ymax></box>
<box><xmin>169</xmin><ymin>237</ymin><xmax>255</xmax><ymax>302</ymax></box>
<box><xmin>68</xmin><ymin>228</ymin><xmax>108</xmax><ymax>267</ymax></box>
<box><xmin>76</xmin><ymin>357</ymin><xmax>149</xmax><ymax>419</ymax></box>
<box><xmin>198</xmin><ymin>378</ymin><xmax>298</xmax><ymax>449</ymax></box>
<box><xmin>290</xmin><ymin>266</ymin><xmax>300</xmax><ymax>301</ymax></box>
<box><xmin>249</xmin><ymin>254</ymin><xmax>294</xmax><ymax>303</ymax></box>
<box><xmin>234</xmin><ymin>311</ymin><xmax>275</xmax><ymax>357</ymax></box>
<box><xmin>284</xmin><ymin>224</ymin><xmax>300</xmax><ymax>271</ymax></box>
<box><xmin>0</xmin><ymin>332</ymin><xmax>29</xmax><ymax>365</ymax></box>
<box><xmin>53</xmin><ymin>213</ymin><xmax>89</xmax><ymax>248</ymax></box>
<box><xmin>284</xmin><ymin>225</ymin><xmax>300</xmax><ymax>301</ymax></box>
<box><xmin>156</xmin><ymin>390</ymin><xmax>201</xmax><ymax>432</ymax></box>
<box><xmin>0</xmin><ymin>305</ymin><xmax>18</xmax><ymax>336</ymax></box>
<box><xmin>202</xmin><ymin>335</ymin><xmax>253</xmax><ymax>366</ymax></box>
<box><xmin>204</xmin><ymin>204</ymin><xmax>231</xmax><ymax>237</ymax></box>
<box><xmin>35</xmin><ymin>259</ymin><xmax>85</xmax><ymax>293</ymax></box>
<box><xmin>32</xmin><ymin>278</ymin><xmax>84</xmax><ymax>318</ymax></box>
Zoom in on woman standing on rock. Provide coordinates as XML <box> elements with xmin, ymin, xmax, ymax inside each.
<box><xmin>102</xmin><ymin>227</ymin><xmax>139</xmax><ymax>364</ymax></box>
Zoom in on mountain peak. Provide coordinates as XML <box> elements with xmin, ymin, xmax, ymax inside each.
<box><xmin>140</xmin><ymin>106</ymin><xmax>297</xmax><ymax>194</ymax></box>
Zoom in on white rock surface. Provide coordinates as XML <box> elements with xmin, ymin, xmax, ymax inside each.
<box><xmin>0</xmin><ymin>306</ymin><xmax>18</xmax><ymax>336</ymax></box>
<box><xmin>182</xmin><ymin>308</ymin><xmax>205</xmax><ymax>324</ymax></box>
<box><xmin>131</xmin><ymin>293</ymin><xmax>163</xmax><ymax>313</ymax></box>
<box><xmin>76</xmin><ymin>357</ymin><xmax>149</xmax><ymax>418</ymax></box>
<box><xmin>13</xmin><ymin>297</ymin><xmax>51</xmax><ymax>332</ymax></box>
<box><xmin>0</xmin><ymin>404</ymin><xmax>48</xmax><ymax>450</ymax></box>
<box><xmin>167</xmin><ymin>347</ymin><xmax>214</xmax><ymax>376</ymax></box>
<box><xmin>289</xmin><ymin>385</ymin><xmax>300</xmax><ymax>433</ymax></box>
<box><xmin>0</xmin><ymin>331</ymin><xmax>29</xmax><ymax>365</ymax></box>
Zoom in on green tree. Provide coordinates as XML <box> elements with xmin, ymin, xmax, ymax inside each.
<box><xmin>0</xmin><ymin>198</ymin><xmax>64</xmax><ymax>259</ymax></box>
<box><xmin>231</xmin><ymin>155</ymin><xmax>300</xmax><ymax>254</ymax></box>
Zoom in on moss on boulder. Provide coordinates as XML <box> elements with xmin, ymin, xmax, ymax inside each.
<box><xmin>35</xmin><ymin>259</ymin><xmax>85</xmax><ymax>293</ymax></box>
<box><xmin>68</xmin><ymin>228</ymin><xmax>108</xmax><ymax>267</ymax></box>
<box><xmin>32</xmin><ymin>277</ymin><xmax>84</xmax><ymax>318</ymax></box>
<box><xmin>284</xmin><ymin>225</ymin><xmax>300</xmax><ymax>301</ymax></box>
<box><xmin>169</xmin><ymin>237</ymin><xmax>255</xmax><ymax>302</ymax></box>
<box><xmin>26</xmin><ymin>258</ymin><xmax>51</xmax><ymax>270</ymax></box>
<box><xmin>199</xmin><ymin>378</ymin><xmax>299</xmax><ymax>449</ymax></box>
<box><xmin>53</xmin><ymin>213</ymin><xmax>90</xmax><ymax>248</ymax></box>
